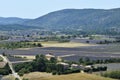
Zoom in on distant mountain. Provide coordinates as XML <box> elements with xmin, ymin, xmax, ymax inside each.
<box><xmin>0</xmin><ymin>17</ymin><xmax>30</xmax><ymax>25</ymax></box>
<box><xmin>25</xmin><ymin>8</ymin><xmax>120</xmax><ymax>33</ymax></box>
<box><xmin>0</xmin><ymin>8</ymin><xmax>120</xmax><ymax>34</ymax></box>
<box><xmin>0</xmin><ymin>24</ymin><xmax>39</xmax><ymax>31</ymax></box>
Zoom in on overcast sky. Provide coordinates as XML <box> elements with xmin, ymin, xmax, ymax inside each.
<box><xmin>0</xmin><ymin>0</ymin><xmax>120</xmax><ymax>19</ymax></box>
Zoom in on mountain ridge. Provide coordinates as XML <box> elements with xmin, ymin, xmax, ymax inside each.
<box><xmin>24</xmin><ymin>8</ymin><xmax>120</xmax><ymax>32</ymax></box>
<box><xmin>0</xmin><ymin>8</ymin><xmax>120</xmax><ymax>33</ymax></box>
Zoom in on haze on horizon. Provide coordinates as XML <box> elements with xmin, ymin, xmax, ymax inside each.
<box><xmin>0</xmin><ymin>0</ymin><xmax>120</xmax><ymax>19</ymax></box>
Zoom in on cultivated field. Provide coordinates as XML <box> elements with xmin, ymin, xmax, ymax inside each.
<box><xmin>0</xmin><ymin>44</ymin><xmax>120</xmax><ymax>62</ymax></box>
<box><xmin>22</xmin><ymin>72</ymin><xmax>114</xmax><ymax>80</ymax></box>
<box><xmin>30</xmin><ymin>41</ymin><xmax>96</xmax><ymax>47</ymax></box>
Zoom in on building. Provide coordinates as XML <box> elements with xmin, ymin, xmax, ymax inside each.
<box><xmin>71</xmin><ymin>64</ymin><xmax>80</xmax><ymax>69</ymax></box>
<box><xmin>45</xmin><ymin>53</ymin><xmax>55</xmax><ymax>60</ymax></box>
<box><xmin>84</xmin><ymin>65</ymin><xmax>92</xmax><ymax>69</ymax></box>
<box><xmin>57</xmin><ymin>62</ymin><xmax>69</xmax><ymax>69</ymax></box>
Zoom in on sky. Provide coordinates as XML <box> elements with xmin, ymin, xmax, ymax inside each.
<box><xmin>0</xmin><ymin>0</ymin><xmax>120</xmax><ymax>19</ymax></box>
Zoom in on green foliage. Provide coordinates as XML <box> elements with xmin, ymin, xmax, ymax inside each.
<box><xmin>62</xmin><ymin>69</ymin><xmax>80</xmax><ymax>74</ymax></box>
<box><xmin>79</xmin><ymin>57</ymin><xmax>120</xmax><ymax>65</ymax></box>
<box><xmin>0</xmin><ymin>63</ymin><xmax>12</xmax><ymax>75</ymax></box>
<box><xmin>22</xmin><ymin>78</ymin><xmax>29</xmax><ymax>80</ymax></box>
<box><xmin>15</xmin><ymin>78</ymin><xmax>19</xmax><ymax>80</ymax></box>
<box><xmin>102</xmin><ymin>71</ymin><xmax>120</xmax><ymax>79</ymax></box>
<box><xmin>14</xmin><ymin>54</ymin><xmax>81</xmax><ymax>76</ymax></box>
<box><xmin>50</xmin><ymin>57</ymin><xmax>57</xmax><ymax>63</ymax></box>
<box><xmin>0</xmin><ymin>42</ymin><xmax>42</xmax><ymax>49</ymax></box>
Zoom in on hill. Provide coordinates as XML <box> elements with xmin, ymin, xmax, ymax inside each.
<box><xmin>0</xmin><ymin>24</ymin><xmax>40</xmax><ymax>31</ymax></box>
<box><xmin>23</xmin><ymin>72</ymin><xmax>114</xmax><ymax>80</ymax></box>
<box><xmin>0</xmin><ymin>8</ymin><xmax>120</xmax><ymax>34</ymax></box>
<box><xmin>0</xmin><ymin>17</ymin><xmax>30</xmax><ymax>25</ymax></box>
<box><xmin>25</xmin><ymin>8</ymin><xmax>120</xmax><ymax>34</ymax></box>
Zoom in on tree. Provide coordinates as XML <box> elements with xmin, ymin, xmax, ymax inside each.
<box><xmin>37</xmin><ymin>43</ymin><xmax>42</xmax><ymax>47</ymax></box>
<box><xmin>79</xmin><ymin>58</ymin><xmax>83</xmax><ymax>64</ymax></box>
<box><xmin>2</xmin><ymin>52</ymin><xmax>6</xmax><ymax>56</ymax></box>
<box><xmin>50</xmin><ymin>57</ymin><xmax>57</xmax><ymax>63</ymax></box>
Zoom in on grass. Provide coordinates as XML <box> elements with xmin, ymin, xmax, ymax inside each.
<box><xmin>0</xmin><ymin>62</ymin><xmax>6</xmax><ymax>68</ymax></box>
<box><xmin>14</xmin><ymin>55</ymin><xmax>35</xmax><ymax>60</ymax></box>
<box><xmin>23</xmin><ymin>72</ymin><xmax>114</xmax><ymax>80</ymax></box>
<box><xmin>2</xmin><ymin>75</ymin><xmax>15</xmax><ymax>80</ymax></box>
<box><xmin>29</xmin><ymin>41</ymin><xmax>96</xmax><ymax>48</ymax></box>
<box><xmin>0</xmin><ymin>56</ymin><xmax>5</xmax><ymax>68</ymax></box>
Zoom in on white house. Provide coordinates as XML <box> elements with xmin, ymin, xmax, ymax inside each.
<box><xmin>45</xmin><ymin>53</ymin><xmax>55</xmax><ymax>60</ymax></box>
<box><xmin>57</xmin><ymin>62</ymin><xmax>69</xmax><ymax>69</ymax></box>
<box><xmin>71</xmin><ymin>64</ymin><xmax>80</xmax><ymax>69</ymax></box>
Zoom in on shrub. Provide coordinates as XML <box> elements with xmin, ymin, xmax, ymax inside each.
<box><xmin>52</xmin><ymin>71</ymin><xmax>57</xmax><ymax>75</ymax></box>
<box><xmin>102</xmin><ymin>71</ymin><xmax>120</xmax><ymax>79</ymax></box>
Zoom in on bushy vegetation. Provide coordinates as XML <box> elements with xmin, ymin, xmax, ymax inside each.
<box><xmin>84</xmin><ymin>66</ymin><xmax>107</xmax><ymax>73</ymax></box>
<box><xmin>79</xmin><ymin>57</ymin><xmax>120</xmax><ymax>65</ymax></box>
<box><xmin>39</xmin><ymin>35</ymin><xmax>70</xmax><ymax>42</ymax></box>
<box><xmin>0</xmin><ymin>42</ymin><xmax>42</xmax><ymax>49</ymax></box>
<box><xmin>102</xmin><ymin>71</ymin><xmax>120</xmax><ymax>79</ymax></box>
<box><xmin>97</xmin><ymin>40</ymin><xmax>120</xmax><ymax>44</ymax></box>
<box><xmin>14</xmin><ymin>54</ymin><xmax>80</xmax><ymax>76</ymax></box>
<box><xmin>0</xmin><ymin>63</ymin><xmax>11</xmax><ymax>75</ymax></box>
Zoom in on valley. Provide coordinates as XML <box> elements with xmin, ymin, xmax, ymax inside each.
<box><xmin>0</xmin><ymin>4</ymin><xmax>120</xmax><ymax>80</ymax></box>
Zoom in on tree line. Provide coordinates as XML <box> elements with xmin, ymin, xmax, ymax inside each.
<box><xmin>0</xmin><ymin>42</ymin><xmax>42</xmax><ymax>49</ymax></box>
<box><xmin>79</xmin><ymin>57</ymin><xmax>120</xmax><ymax>65</ymax></box>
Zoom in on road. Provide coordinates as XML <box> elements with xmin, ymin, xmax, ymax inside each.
<box><xmin>0</xmin><ymin>55</ymin><xmax>22</xmax><ymax>80</ymax></box>
<box><xmin>11</xmin><ymin>60</ymin><xmax>32</xmax><ymax>64</ymax></box>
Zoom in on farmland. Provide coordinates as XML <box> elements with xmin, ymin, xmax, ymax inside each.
<box><xmin>39</xmin><ymin>41</ymin><xmax>96</xmax><ymax>47</ymax></box>
<box><xmin>22</xmin><ymin>72</ymin><xmax>114</xmax><ymax>80</ymax></box>
<box><xmin>0</xmin><ymin>43</ymin><xmax>120</xmax><ymax>62</ymax></box>
<box><xmin>0</xmin><ymin>41</ymin><xmax>120</xmax><ymax>80</ymax></box>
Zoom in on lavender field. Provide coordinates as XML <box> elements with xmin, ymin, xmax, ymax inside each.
<box><xmin>0</xmin><ymin>44</ymin><xmax>120</xmax><ymax>62</ymax></box>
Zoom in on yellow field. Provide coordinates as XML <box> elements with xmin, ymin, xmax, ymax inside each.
<box><xmin>2</xmin><ymin>75</ymin><xmax>15</xmax><ymax>80</ymax></box>
<box><xmin>22</xmin><ymin>72</ymin><xmax>114</xmax><ymax>80</ymax></box>
<box><xmin>30</xmin><ymin>41</ymin><xmax>96</xmax><ymax>48</ymax></box>
<box><xmin>14</xmin><ymin>55</ymin><xmax>35</xmax><ymax>60</ymax></box>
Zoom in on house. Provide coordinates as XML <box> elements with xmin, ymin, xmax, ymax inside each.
<box><xmin>45</xmin><ymin>53</ymin><xmax>55</xmax><ymax>60</ymax></box>
<box><xmin>79</xmin><ymin>65</ymin><xmax>85</xmax><ymax>70</ymax></box>
<box><xmin>71</xmin><ymin>64</ymin><xmax>80</xmax><ymax>69</ymax></box>
<box><xmin>85</xmin><ymin>65</ymin><xmax>92</xmax><ymax>69</ymax></box>
<box><xmin>57</xmin><ymin>62</ymin><xmax>69</xmax><ymax>69</ymax></box>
